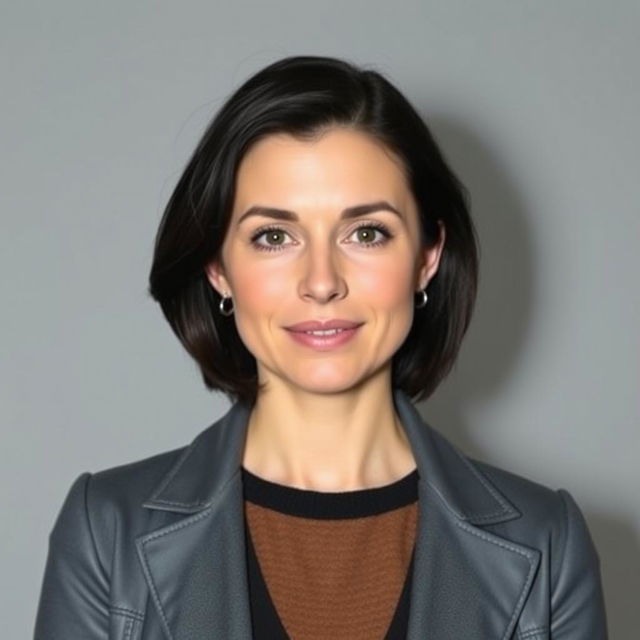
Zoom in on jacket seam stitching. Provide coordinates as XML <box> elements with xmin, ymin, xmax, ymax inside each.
<box><xmin>148</xmin><ymin>498</ymin><xmax>207</xmax><ymax>507</ymax></box>
<box><xmin>425</xmin><ymin>479</ymin><xmax>509</xmax><ymax>524</ymax></box>
<box><xmin>136</xmin><ymin>506</ymin><xmax>215</xmax><ymax>640</ymax></box>
<box><xmin>147</xmin><ymin>443</ymin><xmax>194</xmax><ymax>504</ymax></box>
<box><xmin>110</xmin><ymin>606</ymin><xmax>144</xmax><ymax>621</ymax></box>
<box><xmin>143</xmin><ymin>505</ymin><xmax>214</xmax><ymax>542</ymax></box>
<box><xmin>454</xmin><ymin>519</ymin><xmax>538</xmax><ymax>640</ymax></box>
<box><xmin>465</xmin><ymin>510</ymin><xmax>511</xmax><ymax>521</ymax></box>
<box><xmin>137</xmin><ymin>543</ymin><xmax>174</xmax><ymax>640</ymax></box>
<box><xmin>146</xmin><ymin>469</ymin><xmax>239</xmax><ymax>511</ymax></box>
<box><xmin>519</xmin><ymin>627</ymin><xmax>548</xmax><ymax>639</ymax></box>
<box><xmin>123</xmin><ymin>617</ymin><xmax>134</xmax><ymax>640</ymax></box>
<box><xmin>455</xmin><ymin>452</ymin><xmax>518</xmax><ymax>518</ymax></box>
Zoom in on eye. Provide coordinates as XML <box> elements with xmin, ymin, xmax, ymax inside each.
<box><xmin>349</xmin><ymin>222</ymin><xmax>393</xmax><ymax>248</ymax></box>
<box><xmin>250</xmin><ymin>222</ymin><xmax>393</xmax><ymax>253</ymax></box>
<box><xmin>249</xmin><ymin>225</ymin><xmax>293</xmax><ymax>252</ymax></box>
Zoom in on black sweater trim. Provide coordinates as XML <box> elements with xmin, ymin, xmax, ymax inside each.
<box><xmin>241</xmin><ymin>465</ymin><xmax>419</xmax><ymax>519</ymax></box>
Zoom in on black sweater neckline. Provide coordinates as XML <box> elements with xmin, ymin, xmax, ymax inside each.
<box><xmin>241</xmin><ymin>465</ymin><xmax>419</xmax><ymax>519</ymax></box>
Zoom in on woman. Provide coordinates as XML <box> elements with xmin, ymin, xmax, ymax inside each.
<box><xmin>34</xmin><ymin>55</ymin><xmax>607</xmax><ymax>639</ymax></box>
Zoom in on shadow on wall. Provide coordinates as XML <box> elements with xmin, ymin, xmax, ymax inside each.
<box><xmin>416</xmin><ymin>114</ymin><xmax>640</xmax><ymax>639</ymax></box>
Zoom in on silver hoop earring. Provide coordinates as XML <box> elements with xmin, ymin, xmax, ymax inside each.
<box><xmin>219</xmin><ymin>293</ymin><xmax>234</xmax><ymax>316</ymax></box>
<box><xmin>415</xmin><ymin>288</ymin><xmax>428</xmax><ymax>308</ymax></box>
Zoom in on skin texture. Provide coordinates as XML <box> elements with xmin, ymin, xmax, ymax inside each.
<box><xmin>205</xmin><ymin>127</ymin><xmax>445</xmax><ymax>491</ymax></box>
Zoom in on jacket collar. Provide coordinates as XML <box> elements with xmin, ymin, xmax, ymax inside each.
<box><xmin>137</xmin><ymin>388</ymin><xmax>539</xmax><ymax>640</ymax></box>
<box><xmin>142</xmin><ymin>387</ymin><xmax>519</xmax><ymax>524</ymax></box>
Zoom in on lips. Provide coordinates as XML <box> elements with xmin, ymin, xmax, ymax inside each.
<box><xmin>285</xmin><ymin>319</ymin><xmax>364</xmax><ymax>332</ymax></box>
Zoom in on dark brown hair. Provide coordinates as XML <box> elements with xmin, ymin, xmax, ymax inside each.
<box><xmin>148</xmin><ymin>55</ymin><xmax>479</xmax><ymax>407</ymax></box>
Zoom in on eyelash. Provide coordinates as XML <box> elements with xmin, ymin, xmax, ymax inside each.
<box><xmin>249</xmin><ymin>222</ymin><xmax>394</xmax><ymax>253</ymax></box>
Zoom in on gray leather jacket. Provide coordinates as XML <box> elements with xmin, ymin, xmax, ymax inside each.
<box><xmin>34</xmin><ymin>388</ymin><xmax>608</xmax><ymax>639</ymax></box>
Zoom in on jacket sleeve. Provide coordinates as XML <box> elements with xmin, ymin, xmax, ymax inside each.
<box><xmin>34</xmin><ymin>472</ymin><xmax>110</xmax><ymax>640</ymax></box>
<box><xmin>550</xmin><ymin>489</ymin><xmax>608</xmax><ymax>639</ymax></box>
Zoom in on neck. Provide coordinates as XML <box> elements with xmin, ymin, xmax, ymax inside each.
<box><xmin>241</xmin><ymin>375</ymin><xmax>416</xmax><ymax>491</ymax></box>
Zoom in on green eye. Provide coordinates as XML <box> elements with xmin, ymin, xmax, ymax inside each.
<box><xmin>250</xmin><ymin>222</ymin><xmax>393</xmax><ymax>253</ymax></box>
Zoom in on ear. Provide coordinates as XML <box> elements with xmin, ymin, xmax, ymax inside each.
<box><xmin>416</xmin><ymin>220</ymin><xmax>446</xmax><ymax>290</ymax></box>
<box><xmin>204</xmin><ymin>259</ymin><xmax>232</xmax><ymax>297</ymax></box>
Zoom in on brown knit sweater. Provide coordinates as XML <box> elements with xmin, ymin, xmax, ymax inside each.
<box><xmin>242</xmin><ymin>465</ymin><xmax>419</xmax><ymax>640</ymax></box>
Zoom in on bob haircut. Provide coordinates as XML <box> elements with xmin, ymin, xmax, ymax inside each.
<box><xmin>148</xmin><ymin>55</ymin><xmax>479</xmax><ymax>407</ymax></box>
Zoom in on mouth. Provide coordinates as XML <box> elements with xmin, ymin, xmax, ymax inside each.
<box><xmin>287</xmin><ymin>327</ymin><xmax>355</xmax><ymax>335</ymax></box>
<box><xmin>284</xmin><ymin>319</ymin><xmax>365</xmax><ymax>332</ymax></box>
<box><xmin>284</xmin><ymin>324</ymin><xmax>363</xmax><ymax>350</ymax></box>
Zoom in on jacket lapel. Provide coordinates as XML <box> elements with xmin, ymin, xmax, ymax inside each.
<box><xmin>393</xmin><ymin>391</ymin><xmax>541</xmax><ymax>639</ymax></box>
<box><xmin>136</xmin><ymin>389</ymin><xmax>540</xmax><ymax>640</ymax></box>
<box><xmin>135</xmin><ymin>399</ymin><xmax>255</xmax><ymax>640</ymax></box>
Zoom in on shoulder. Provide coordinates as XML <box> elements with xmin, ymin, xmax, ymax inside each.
<box><xmin>87</xmin><ymin>444</ymin><xmax>188</xmax><ymax>513</ymax></box>
<box><xmin>424</xmin><ymin>422</ymin><xmax>572</xmax><ymax>538</ymax></box>
<box><xmin>463</xmin><ymin>457</ymin><xmax>607</xmax><ymax>635</ymax></box>
<box><xmin>468</xmin><ymin>455</ymin><xmax>574</xmax><ymax>538</ymax></box>
<box><xmin>470</xmin><ymin>456</ymin><xmax>567</xmax><ymax>524</ymax></box>
<box><xmin>48</xmin><ymin>444</ymin><xmax>190</xmax><ymax>570</ymax></box>
<box><xmin>52</xmin><ymin>444</ymin><xmax>189</xmax><ymax>524</ymax></box>
<box><xmin>466</xmin><ymin>455</ymin><xmax>600</xmax><ymax>583</ymax></box>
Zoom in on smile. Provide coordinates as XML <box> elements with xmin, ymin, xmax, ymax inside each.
<box><xmin>285</xmin><ymin>325</ymin><xmax>362</xmax><ymax>350</ymax></box>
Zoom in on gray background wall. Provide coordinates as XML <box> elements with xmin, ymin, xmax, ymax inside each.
<box><xmin>1</xmin><ymin>1</ymin><xmax>638</xmax><ymax>637</ymax></box>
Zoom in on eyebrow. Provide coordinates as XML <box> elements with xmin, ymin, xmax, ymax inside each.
<box><xmin>236</xmin><ymin>200</ymin><xmax>403</xmax><ymax>226</ymax></box>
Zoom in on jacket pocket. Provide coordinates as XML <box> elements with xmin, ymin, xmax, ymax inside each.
<box><xmin>110</xmin><ymin>607</ymin><xmax>144</xmax><ymax>640</ymax></box>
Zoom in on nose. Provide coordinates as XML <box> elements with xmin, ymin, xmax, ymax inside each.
<box><xmin>298</xmin><ymin>239</ymin><xmax>347</xmax><ymax>304</ymax></box>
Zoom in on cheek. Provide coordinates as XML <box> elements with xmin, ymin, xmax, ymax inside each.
<box><xmin>227</xmin><ymin>262</ymin><xmax>286</xmax><ymax>352</ymax></box>
<box><xmin>357</xmin><ymin>258</ymin><xmax>413</xmax><ymax>308</ymax></box>
<box><xmin>231</xmin><ymin>262</ymin><xmax>287</xmax><ymax>311</ymax></box>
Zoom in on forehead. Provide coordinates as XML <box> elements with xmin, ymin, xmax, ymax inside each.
<box><xmin>232</xmin><ymin>128</ymin><xmax>411</xmax><ymax>211</ymax></box>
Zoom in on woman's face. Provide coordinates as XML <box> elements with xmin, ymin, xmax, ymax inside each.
<box><xmin>205</xmin><ymin>127</ymin><xmax>445</xmax><ymax>395</ymax></box>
